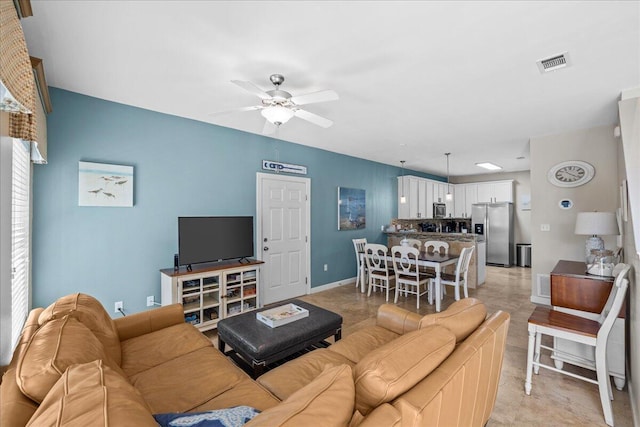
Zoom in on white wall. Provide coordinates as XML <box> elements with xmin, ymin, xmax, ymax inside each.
<box><xmin>530</xmin><ymin>125</ymin><xmax>619</xmax><ymax>288</ymax></box>
<box><xmin>453</xmin><ymin>170</ymin><xmax>532</xmax><ymax>247</ymax></box>
<box><xmin>618</xmin><ymin>93</ymin><xmax>639</xmax><ymax>424</ymax></box>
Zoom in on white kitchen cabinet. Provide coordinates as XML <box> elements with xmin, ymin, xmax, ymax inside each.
<box><xmin>424</xmin><ymin>181</ymin><xmax>434</xmax><ymax>219</ymax></box>
<box><xmin>408</xmin><ymin>177</ymin><xmax>419</xmax><ymax>218</ymax></box>
<box><xmin>418</xmin><ymin>179</ymin><xmax>428</xmax><ymax>219</ymax></box>
<box><xmin>476</xmin><ymin>180</ymin><xmax>513</xmax><ymax>203</ymax></box>
<box><xmin>454</xmin><ymin>185</ymin><xmax>466</xmax><ymax>218</ymax></box>
<box><xmin>398</xmin><ymin>176</ymin><xmax>448</xmax><ymax>219</ymax></box>
<box><xmin>465</xmin><ymin>184</ymin><xmax>478</xmax><ymax>216</ymax></box>
<box><xmin>453</xmin><ymin>184</ymin><xmax>477</xmax><ymax>218</ymax></box>
<box><xmin>398</xmin><ymin>176</ymin><xmax>410</xmax><ymax>219</ymax></box>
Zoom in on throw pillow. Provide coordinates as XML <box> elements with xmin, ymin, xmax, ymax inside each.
<box><xmin>38</xmin><ymin>293</ymin><xmax>122</xmax><ymax>365</ymax></box>
<box><xmin>246</xmin><ymin>364</ymin><xmax>354</xmax><ymax>427</ymax></box>
<box><xmin>26</xmin><ymin>360</ymin><xmax>157</xmax><ymax>427</ymax></box>
<box><xmin>418</xmin><ymin>297</ymin><xmax>487</xmax><ymax>342</ymax></box>
<box><xmin>16</xmin><ymin>315</ymin><xmax>124</xmax><ymax>403</ymax></box>
<box><xmin>354</xmin><ymin>325</ymin><xmax>455</xmax><ymax>415</ymax></box>
<box><xmin>154</xmin><ymin>406</ymin><xmax>260</xmax><ymax>427</ymax></box>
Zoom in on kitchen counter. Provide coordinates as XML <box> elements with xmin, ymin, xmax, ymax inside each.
<box><xmin>385</xmin><ymin>231</ymin><xmax>480</xmax><ymax>242</ymax></box>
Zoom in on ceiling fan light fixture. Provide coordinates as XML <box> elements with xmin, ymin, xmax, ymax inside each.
<box><xmin>261</xmin><ymin>105</ymin><xmax>294</xmax><ymax>125</ymax></box>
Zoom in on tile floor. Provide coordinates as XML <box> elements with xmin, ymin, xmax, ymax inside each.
<box><xmin>212</xmin><ymin>265</ymin><xmax>634</xmax><ymax>426</ymax></box>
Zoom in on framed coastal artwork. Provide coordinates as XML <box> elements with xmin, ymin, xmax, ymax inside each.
<box><xmin>78</xmin><ymin>161</ymin><xmax>134</xmax><ymax>207</ymax></box>
<box><xmin>338</xmin><ymin>187</ymin><xmax>365</xmax><ymax>230</ymax></box>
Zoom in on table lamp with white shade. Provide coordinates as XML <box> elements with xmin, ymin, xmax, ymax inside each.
<box><xmin>574</xmin><ymin>211</ymin><xmax>619</xmax><ymax>259</ymax></box>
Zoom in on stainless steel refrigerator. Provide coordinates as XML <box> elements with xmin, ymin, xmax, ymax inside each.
<box><xmin>471</xmin><ymin>202</ymin><xmax>514</xmax><ymax>267</ymax></box>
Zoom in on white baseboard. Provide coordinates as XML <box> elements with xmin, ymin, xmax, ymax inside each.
<box><xmin>310</xmin><ymin>277</ymin><xmax>356</xmax><ymax>294</ymax></box>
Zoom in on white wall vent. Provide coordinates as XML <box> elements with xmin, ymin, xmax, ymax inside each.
<box><xmin>536</xmin><ymin>52</ymin><xmax>571</xmax><ymax>73</ymax></box>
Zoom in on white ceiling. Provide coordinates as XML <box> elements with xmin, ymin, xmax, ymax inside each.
<box><xmin>21</xmin><ymin>1</ymin><xmax>640</xmax><ymax>177</ymax></box>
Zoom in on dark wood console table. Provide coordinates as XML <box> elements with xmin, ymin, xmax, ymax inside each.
<box><xmin>550</xmin><ymin>260</ymin><xmax>623</xmax><ymax>318</ymax></box>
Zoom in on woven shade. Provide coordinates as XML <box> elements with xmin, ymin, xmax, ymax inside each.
<box><xmin>0</xmin><ymin>1</ymin><xmax>37</xmax><ymax>141</ymax></box>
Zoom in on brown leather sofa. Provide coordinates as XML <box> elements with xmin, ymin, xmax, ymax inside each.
<box><xmin>0</xmin><ymin>293</ymin><xmax>509</xmax><ymax>426</ymax></box>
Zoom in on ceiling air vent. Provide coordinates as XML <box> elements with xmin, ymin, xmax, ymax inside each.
<box><xmin>536</xmin><ymin>52</ymin><xmax>571</xmax><ymax>74</ymax></box>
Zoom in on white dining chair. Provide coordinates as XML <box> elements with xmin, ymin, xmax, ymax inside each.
<box><xmin>401</xmin><ymin>238</ymin><xmax>422</xmax><ymax>250</ymax></box>
<box><xmin>391</xmin><ymin>245</ymin><xmax>429</xmax><ymax>309</ymax></box>
<box><xmin>423</xmin><ymin>240</ymin><xmax>449</xmax><ymax>254</ymax></box>
<box><xmin>363</xmin><ymin>243</ymin><xmax>395</xmax><ymax>302</ymax></box>
<box><xmin>431</xmin><ymin>246</ymin><xmax>474</xmax><ymax>302</ymax></box>
<box><xmin>525</xmin><ymin>263</ymin><xmax>631</xmax><ymax>427</ymax></box>
<box><xmin>352</xmin><ymin>238</ymin><xmax>367</xmax><ymax>290</ymax></box>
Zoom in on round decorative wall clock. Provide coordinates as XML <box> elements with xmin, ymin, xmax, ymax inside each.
<box><xmin>547</xmin><ymin>161</ymin><xmax>595</xmax><ymax>188</ymax></box>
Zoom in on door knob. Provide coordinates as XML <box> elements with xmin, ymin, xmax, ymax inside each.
<box><xmin>263</xmin><ymin>246</ymin><xmax>269</xmax><ymax>251</ymax></box>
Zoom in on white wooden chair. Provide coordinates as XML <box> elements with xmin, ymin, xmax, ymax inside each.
<box><xmin>352</xmin><ymin>238</ymin><xmax>367</xmax><ymax>290</ymax></box>
<box><xmin>525</xmin><ymin>263</ymin><xmax>631</xmax><ymax>427</ymax></box>
<box><xmin>420</xmin><ymin>240</ymin><xmax>449</xmax><ymax>281</ymax></box>
<box><xmin>391</xmin><ymin>245</ymin><xmax>429</xmax><ymax>309</ymax></box>
<box><xmin>423</xmin><ymin>240</ymin><xmax>449</xmax><ymax>254</ymax></box>
<box><xmin>430</xmin><ymin>246</ymin><xmax>474</xmax><ymax>303</ymax></box>
<box><xmin>364</xmin><ymin>243</ymin><xmax>395</xmax><ymax>302</ymax></box>
<box><xmin>401</xmin><ymin>238</ymin><xmax>422</xmax><ymax>250</ymax></box>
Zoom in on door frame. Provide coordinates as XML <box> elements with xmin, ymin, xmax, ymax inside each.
<box><xmin>256</xmin><ymin>172</ymin><xmax>311</xmax><ymax>306</ymax></box>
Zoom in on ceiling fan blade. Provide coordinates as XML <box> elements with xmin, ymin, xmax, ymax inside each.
<box><xmin>262</xmin><ymin>119</ymin><xmax>278</xmax><ymax>135</ymax></box>
<box><xmin>290</xmin><ymin>90</ymin><xmax>339</xmax><ymax>106</ymax></box>
<box><xmin>231</xmin><ymin>80</ymin><xmax>271</xmax><ymax>100</ymax></box>
<box><xmin>208</xmin><ymin>105</ymin><xmax>263</xmax><ymax>116</ymax></box>
<box><xmin>293</xmin><ymin>109</ymin><xmax>333</xmax><ymax>128</ymax></box>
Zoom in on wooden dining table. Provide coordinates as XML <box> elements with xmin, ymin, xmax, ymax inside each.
<box><xmin>358</xmin><ymin>249</ymin><xmax>459</xmax><ymax>312</ymax></box>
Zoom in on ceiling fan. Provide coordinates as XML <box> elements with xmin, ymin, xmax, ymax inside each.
<box><xmin>212</xmin><ymin>74</ymin><xmax>339</xmax><ymax>134</ymax></box>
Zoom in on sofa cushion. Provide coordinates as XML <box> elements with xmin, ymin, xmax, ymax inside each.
<box><xmin>26</xmin><ymin>360</ymin><xmax>157</xmax><ymax>427</ymax></box>
<box><xmin>120</xmin><ymin>322</ymin><xmax>213</xmax><ymax>377</ymax></box>
<box><xmin>154</xmin><ymin>406</ymin><xmax>260</xmax><ymax>427</ymax></box>
<box><xmin>192</xmin><ymin>378</ymin><xmax>280</xmax><ymax>413</ymax></box>
<box><xmin>16</xmin><ymin>316</ymin><xmax>124</xmax><ymax>403</ymax></box>
<box><xmin>128</xmin><ymin>346</ymin><xmax>247</xmax><ymax>414</ymax></box>
<box><xmin>356</xmin><ymin>404</ymin><xmax>402</xmax><ymax>427</ymax></box>
<box><xmin>246</xmin><ymin>364</ymin><xmax>355</xmax><ymax>427</ymax></box>
<box><xmin>256</xmin><ymin>348</ymin><xmax>354</xmax><ymax>401</ymax></box>
<box><xmin>328</xmin><ymin>325</ymin><xmax>400</xmax><ymax>363</ymax></box>
<box><xmin>354</xmin><ymin>325</ymin><xmax>455</xmax><ymax>415</ymax></box>
<box><xmin>38</xmin><ymin>293</ymin><xmax>122</xmax><ymax>366</ymax></box>
<box><xmin>418</xmin><ymin>298</ymin><xmax>487</xmax><ymax>342</ymax></box>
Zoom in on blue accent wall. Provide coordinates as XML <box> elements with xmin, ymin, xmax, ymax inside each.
<box><xmin>33</xmin><ymin>88</ymin><xmax>443</xmax><ymax>314</ymax></box>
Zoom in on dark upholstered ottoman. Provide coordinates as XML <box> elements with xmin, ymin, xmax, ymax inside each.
<box><xmin>217</xmin><ymin>299</ymin><xmax>342</xmax><ymax>378</ymax></box>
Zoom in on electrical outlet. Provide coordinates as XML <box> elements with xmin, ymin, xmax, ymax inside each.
<box><xmin>381</xmin><ymin>225</ymin><xmax>384</xmax><ymax>231</ymax></box>
<box><xmin>324</xmin><ymin>264</ymin><xmax>328</xmax><ymax>271</ymax></box>
<box><xmin>146</xmin><ymin>296</ymin><xmax>154</xmax><ymax>307</ymax></box>
<box><xmin>540</xmin><ymin>224</ymin><xmax>551</xmax><ymax>232</ymax></box>
<box><xmin>114</xmin><ymin>301</ymin><xmax>123</xmax><ymax>313</ymax></box>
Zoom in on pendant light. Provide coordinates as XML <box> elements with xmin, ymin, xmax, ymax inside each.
<box><xmin>445</xmin><ymin>153</ymin><xmax>453</xmax><ymax>202</ymax></box>
<box><xmin>400</xmin><ymin>160</ymin><xmax>406</xmax><ymax>204</ymax></box>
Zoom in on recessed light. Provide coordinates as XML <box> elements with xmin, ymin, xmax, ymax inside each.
<box><xmin>476</xmin><ymin>162</ymin><xmax>502</xmax><ymax>171</ymax></box>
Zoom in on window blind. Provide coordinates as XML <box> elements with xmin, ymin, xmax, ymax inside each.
<box><xmin>11</xmin><ymin>139</ymin><xmax>30</xmax><ymax>348</ymax></box>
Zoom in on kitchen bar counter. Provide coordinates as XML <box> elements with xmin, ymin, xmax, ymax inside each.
<box><xmin>385</xmin><ymin>231</ymin><xmax>483</xmax><ymax>288</ymax></box>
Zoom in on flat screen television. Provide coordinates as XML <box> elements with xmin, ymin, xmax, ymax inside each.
<box><xmin>178</xmin><ymin>216</ymin><xmax>254</xmax><ymax>266</ymax></box>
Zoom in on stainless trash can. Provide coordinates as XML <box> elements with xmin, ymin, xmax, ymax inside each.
<box><xmin>516</xmin><ymin>244</ymin><xmax>531</xmax><ymax>267</ymax></box>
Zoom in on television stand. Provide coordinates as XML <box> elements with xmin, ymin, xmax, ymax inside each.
<box><xmin>160</xmin><ymin>259</ymin><xmax>264</xmax><ymax>332</ymax></box>
<box><xmin>186</xmin><ymin>264</ymin><xmax>193</xmax><ymax>272</ymax></box>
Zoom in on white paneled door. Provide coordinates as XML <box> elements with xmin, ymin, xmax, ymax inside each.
<box><xmin>257</xmin><ymin>173</ymin><xmax>310</xmax><ymax>305</ymax></box>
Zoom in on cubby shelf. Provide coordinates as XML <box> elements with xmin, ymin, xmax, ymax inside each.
<box><xmin>160</xmin><ymin>259</ymin><xmax>263</xmax><ymax>332</ymax></box>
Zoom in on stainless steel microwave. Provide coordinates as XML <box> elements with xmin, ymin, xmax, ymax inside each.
<box><xmin>433</xmin><ymin>203</ymin><xmax>446</xmax><ymax>218</ymax></box>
